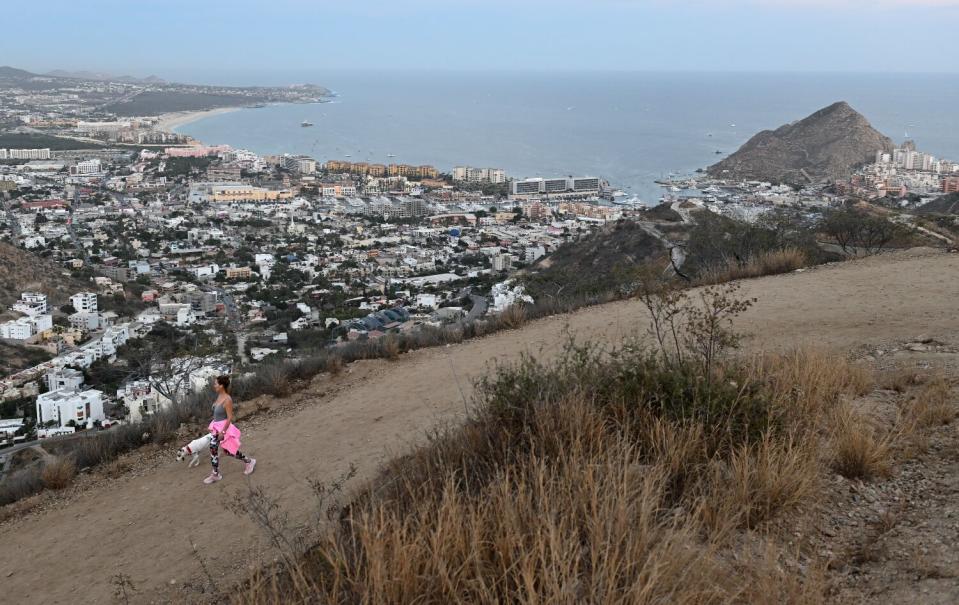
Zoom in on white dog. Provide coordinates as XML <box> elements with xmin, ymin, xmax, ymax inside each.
<box><xmin>176</xmin><ymin>434</ymin><xmax>213</xmax><ymax>467</ymax></box>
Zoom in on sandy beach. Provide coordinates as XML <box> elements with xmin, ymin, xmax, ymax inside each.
<box><xmin>155</xmin><ymin>106</ymin><xmax>242</xmax><ymax>133</ymax></box>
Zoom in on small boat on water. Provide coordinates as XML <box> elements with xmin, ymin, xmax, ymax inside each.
<box><xmin>387</xmin><ymin>153</ymin><xmax>396</xmax><ymax>158</ymax></box>
<box><xmin>301</xmin><ymin>120</ymin><xmax>314</xmax><ymax>127</ymax></box>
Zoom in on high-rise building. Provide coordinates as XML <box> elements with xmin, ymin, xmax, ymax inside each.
<box><xmin>1</xmin><ymin>148</ymin><xmax>52</xmax><ymax>160</ymax></box>
<box><xmin>453</xmin><ymin>166</ymin><xmax>507</xmax><ymax>183</ymax></box>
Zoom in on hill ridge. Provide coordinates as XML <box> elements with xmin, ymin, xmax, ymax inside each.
<box><xmin>708</xmin><ymin>101</ymin><xmax>894</xmax><ymax>184</ymax></box>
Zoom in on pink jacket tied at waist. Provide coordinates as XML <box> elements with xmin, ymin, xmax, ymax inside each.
<box><xmin>208</xmin><ymin>420</ymin><xmax>242</xmax><ymax>455</ymax></box>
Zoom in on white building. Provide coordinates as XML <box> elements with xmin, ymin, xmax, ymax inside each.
<box><xmin>70</xmin><ymin>311</ymin><xmax>100</xmax><ymax>331</ymax></box>
<box><xmin>492</xmin><ymin>253</ymin><xmax>514</xmax><ymax>272</ymax></box>
<box><xmin>117</xmin><ymin>380</ymin><xmax>172</xmax><ymax>423</ymax></box>
<box><xmin>525</xmin><ymin>246</ymin><xmax>546</xmax><ymax>263</ymax></box>
<box><xmin>46</xmin><ymin>368</ymin><xmax>85</xmax><ymax>393</ymax></box>
<box><xmin>36</xmin><ymin>389</ymin><xmax>105</xmax><ymax>429</ymax></box>
<box><xmin>71</xmin><ymin>292</ymin><xmax>98</xmax><ymax>313</ymax></box>
<box><xmin>452</xmin><ymin>166</ymin><xmax>507</xmax><ymax>184</ymax></box>
<box><xmin>0</xmin><ymin>148</ymin><xmax>51</xmax><ymax>160</ymax></box>
<box><xmin>0</xmin><ymin>314</ymin><xmax>52</xmax><ymax>340</ymax></box>
<box><xmin>76</xmin><ymin>121</ymin><xmax>131</xmax><ymax>134</ymax></box>
<box><xmin>188</xmin><ymin>264</ymin><xmax>220</xmax><ymax>279</ymax></box>
<box><xmin>71</xmin><ymin>159</ymin><xmax>102</xmax><ymax>176</ymax></box>
<box><xmin>12</xmin><ymin>292</ymin><xmax>48</xmax><ymax>315</ymax></box>
<box><xmin>0</xmin><ymin>319</ymin><xmax>32</xmax><ymax>340</ymax></box>
<box><xmin>510</xmin><ymin>176</ymin><xmax>600</xmax><ymax>199</ymax></box>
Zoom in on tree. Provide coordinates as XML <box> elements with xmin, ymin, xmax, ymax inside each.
<box><xmin>822</xmin><ymin>208</ymin><xmax>905</xmax><ymax>256</ymax></box>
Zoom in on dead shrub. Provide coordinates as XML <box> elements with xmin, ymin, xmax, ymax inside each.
<box><xmin>699</xmin><ymin>248</ymin><xmax>809</xmax><ymax>285</ymax></box>
<box><xmin>41</xmin><ymin>457</ymin><xmax>77</xmax><ymax>490</ymax></box>
<box><xmin>0</xmin><ymin>466</ymin><xmax>45</xmax><ymax>506</ymax></box>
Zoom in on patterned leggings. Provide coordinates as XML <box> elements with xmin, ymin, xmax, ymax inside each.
<box><xmin>210</xmin><ymin>432</ymin><xmax>250</xmax><ymax>473</ymax></box>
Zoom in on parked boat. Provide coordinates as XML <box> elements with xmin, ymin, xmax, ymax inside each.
<box><xmin>301</xmin><ymin>120</ymin><xmax>314</xmax><ymax>127</ymax></box>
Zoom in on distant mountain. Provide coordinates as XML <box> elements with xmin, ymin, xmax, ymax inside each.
<box><xmin>708</xmin><ymin>102</ymin><xmax>894</xmax><ymax>185</ymax></box>
<box><xmin>45</xmin><ymin>69</ymin><xmax>166</xmax><ymax>84</ymax></box>
<box><xmin>0</xmin><ymin>66</ymin><xmax>37</xmax><ymax>79</ymax></box>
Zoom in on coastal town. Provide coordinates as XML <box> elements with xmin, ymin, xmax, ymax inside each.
<box><xmin>2</xmin><ymin>67</ymin><xmax>958</xmax><ymax>454</ymax></box>
<box><xmin>0</xmin><ymin>68</ymin><xmax>650</xmax><ymax>449</ymax></box>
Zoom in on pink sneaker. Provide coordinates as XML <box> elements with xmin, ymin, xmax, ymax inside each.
<box><xmin>203</xmin><ymin>472</ymin><xmax>222</xmax><ymax>484</ymax></box>
<box><xmin>244</xmin><ymin>458</ymin><xmax>257</xmax><ymax>475</ymax></box>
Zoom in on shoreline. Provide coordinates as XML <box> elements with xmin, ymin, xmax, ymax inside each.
<box><xmin>155</xmin><ymin>106</ymin><xmax>244</xmax><ymax>133</ymax></box>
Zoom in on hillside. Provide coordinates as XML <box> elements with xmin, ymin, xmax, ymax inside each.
<box><xmin>917</xmin><ymin>192</ymin><xmax>959</xmax><ymax>215</ymax></box>
<box><xmin>521</xmin><ymin>220</ymin><xmax>666</xmax><ymax>302</ymax></box>
<box><xmin>0</xmin><ymin>241</ymin><xmax>86</xmax><ymax>309</ymax></box>
<box><xmin>708</xmin><ymin>101</ymin><xmax>894</xmax><ymax>184</ymax></box>
<box><xmin>0</xmin><ymin>249</ymin><xmax>957</xmax><ymax>603</ymax></box>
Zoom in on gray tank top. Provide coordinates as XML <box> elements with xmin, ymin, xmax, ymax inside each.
<box><xmin>212</xmin><ymin>402</ymin><xmax>228</xmax><ymax>421</ymax></box>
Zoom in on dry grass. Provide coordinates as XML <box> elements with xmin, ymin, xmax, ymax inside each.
<box><xmin>496</xmin><ymin>304</ymin><xmax>527</xmax><ymax>330</ymax></box>
<box><xmin>229</xmin><ymin>345</ymin><xmax>883</xmax><ymax>604</ymax></box>
<box><xmin>379</xmin><ymin>334</ymin><xmax>401</xmax><ymax>360</ymax></box>
<box><xmin>904</xmin><ymin>375</ymin><xmax>955</xmax><ymax>428</ymax></box>
<box><xmin>829</xmin><ymin>405</ymin><xmax>893</xmax><ymax>480</ymax></box>
<box><xmin>699</xmin><ymin>434</ymin><xmax>819</xmax><ymax>531</ymax></box>
<box><xmin>881</xmin><ymin>367</ymin><xmax>926</xmax><ymax>393</ymax></box>
<box><xmin>752</xmin><ymin>349</ymin><xmax>873</xmax><ymax>421</ymax></box>
<box><xmin>40</xmin><ymin>457</ymin><xmax>76</xmax><ymax>490</ymax></box>
<box><xmin>104</xmin><ymin>457</ymin><xmax>133</xmax><ymax>479</ymax></box>
<box><xmin>699</xmin><ymin>248</ymin><xmax>809</xmax><ymax>285</ymax></box>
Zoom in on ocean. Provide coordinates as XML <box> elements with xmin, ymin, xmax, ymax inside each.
<box><xmin>174</xmin><ymin>71</ymin><xmax>959</xmax><ymax>203</ymax></box>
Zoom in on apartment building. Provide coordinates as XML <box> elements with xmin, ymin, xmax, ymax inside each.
<box><xmin>71</xmin><ymin>292</ymin><xmax>98</xmax><ymax>313</ymax></box>
<box><xmin>510</xmin><ymin>176</ymin><xmax>600</xmax><ymax>199</ymax></box>
<box><xmin>452</xmin><ymin>166</ymin><xmax>507</xmax><ymax>184</ymax></box>
<box><xmin>70</xmin><ymin>159</ymin><xmax>102</xmax><ymax>175</ymax></box>
<box><xmin>36</xmin><ymin>389</ymin><xmax>105</xmax><ymax>429</ymax></box>
<box><xmin>12</xmin><ymin>292</ymin><xmax>48</xmax><ymax>315</ymax></box>
<box><xmin>0</xmin><ymin>314</ymin><xmax>52</xmax><ymax>341</ymax></box>
<box><xmin>0</xmin><ymin>148</ymin><xmax>52</xmax><ymax>160</ymax></box>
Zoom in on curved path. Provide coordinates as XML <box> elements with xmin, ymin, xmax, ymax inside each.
<box><xmin>2</xmin><ymin>249</ymin><xmax>958</xmax><ymax>603</ymax></box>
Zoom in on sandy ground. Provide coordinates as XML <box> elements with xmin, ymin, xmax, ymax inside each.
<box><xmin>155</xmin><ymin>107</ymin><xmax>241</xmax><ymax>133</ymax></box>
<box><xmin>1</xmin><ymin>248</ymin><xmax>958</xmax><ymax>603</ymax></box>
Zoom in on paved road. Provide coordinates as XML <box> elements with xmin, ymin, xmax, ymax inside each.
<box><xmin>466</xmin><ymin>293</ymin><xmax>488</xmax><ymax>322</ymax></box>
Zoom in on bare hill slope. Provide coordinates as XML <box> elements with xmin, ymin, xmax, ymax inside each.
<box><xmin>708</xmin><ymin>101</ymin><xmax>894</xmax><ymax>184</ymax></box>
<box><xmin>0</xmin><ymin>241</ymin><xmax>86</xmax><ymax>310</ymax></box>
<box><xmin>1</xmin><ymin>249</ymin><xmax>958</xmax><ymax>603</ymax></box>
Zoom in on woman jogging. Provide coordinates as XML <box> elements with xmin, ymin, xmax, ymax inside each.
<box><xmin>205</xmin><ymin>375</ymin><xmax>256</xmax><ymax>484</ymax></box>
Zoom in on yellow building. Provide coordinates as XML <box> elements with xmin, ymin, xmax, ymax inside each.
<box><xmin>225</xmin><ymin>266</ymin><xmax>252</xmax><ymax>279</ymax></box>
<box><xmin>210</xmin><ymin>185</ymin><xmax>293</xmax><ymax>202</ymax></box>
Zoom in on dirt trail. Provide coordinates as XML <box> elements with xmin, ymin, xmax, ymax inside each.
<box><xmin>2</xmin><ymin>249</ymin><xmax>958</xmax><ymax>604</ymax></box>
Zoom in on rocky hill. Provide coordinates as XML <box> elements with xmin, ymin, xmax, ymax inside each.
<box><xmin>0</xmin><ymin>241</ymin><xmax>86</xmax><ymax>310</ymax></box>
<box><xmin>708</xmin><ymin>101</ymin><xmax>894</xmax><ymax>184</ymax></box>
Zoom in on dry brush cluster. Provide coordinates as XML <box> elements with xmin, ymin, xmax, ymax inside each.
<box><xmin>229</xmin><ymin>284</ymin><xmax>948</xmax><ymax>605</ymax></box>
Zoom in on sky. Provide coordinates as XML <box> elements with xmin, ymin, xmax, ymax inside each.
<box><xmin>4</xmin><ymin>0</ymin><xmax>959</xmax><ymax>82</ymax></box>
